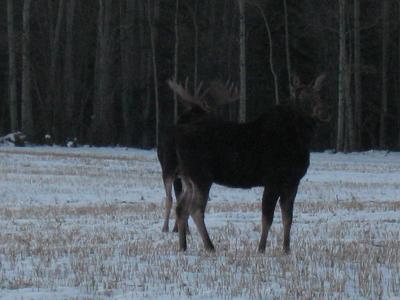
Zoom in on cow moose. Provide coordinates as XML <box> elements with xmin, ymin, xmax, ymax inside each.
<box><xmin>157</xmin><ymin>78</ymin><xmax>239</xmax><ymax>232</ymax></box>
<box><xmin>173</xmin><ymin>74</ymin><xmax>329</xmax><ymax>253</ymax></box>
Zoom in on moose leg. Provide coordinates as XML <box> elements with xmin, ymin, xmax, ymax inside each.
<box><xmin>258</xmin><ymin>187</ymin><xmax>280</xmax><ymax>253</ymax></box>
<box><xmin>162</xmin><ymin>176</ymin><xmax>174</xmax><ymax>232</ymax></box>
<box><xmin>279</xmin><ymin>184</ymin><xmax>299</xmax><ymax>254</ymax></box>
<box><xmin>176</xmin><ymin>178</ymin><xmax>197</xmax><ymax>251</ymax></box>
<box><xmin>190</xmin><ymin>183</ymin><xmax>214</xmax><ymax>251</ymax></box>
<box><xmin>176</xmin><ymin>189</ymin><xmax>190</xmax><ymax>251</ymax></box>
<box><xmin>172</xmin><ymin>178</ymin><xmax>182</xmax><ymax>233</ymax></box>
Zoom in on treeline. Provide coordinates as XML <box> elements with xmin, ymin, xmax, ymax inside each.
<box><xmin>0</xmin><ymin>0</ymin><xmax>399</xmax><ymax>151</ymax></box>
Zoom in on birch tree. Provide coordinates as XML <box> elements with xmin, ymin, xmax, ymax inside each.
<box><xmin>398</xmin><ymin>1</ymin><xmax>400</xmax><ymax>149</ymax></box>
<box><xmin>91</xmin><ymin>0</ymin><xmax>114</xmax><ymax>145</ymax></box>
<box><xmin>344</xmin><ymin>39</ymin><xmax>355</xmax><ymax>152</ymax></box>
<box><xmin>173</xmin><ymin>0</ymin><xmax>179</xmax><ymax>123</ymax></box>
<box><xmin>238</xmin><ymin>0</ymin><xmax>246</xmax><ymax>122</ymax></box>
<box><xmin>64</xmin><ymin>0</ymin><xmax>76</xmax><ymax>139</ymax></box>
<box><xmin>48</xmin><ymin>0</ymin><xmax>65</xmax><ymax>142</ymax></box>
<box><xmin>252</xmin><ymin>1</ymin><xmax>279</xmax><ymax>105</ymax></box>
<box><xmin>283</xmin><ymin>0</ymin><xmax>293</xmax><ymax>102</ymax></box>
<box><xmin>120</xmin><ymin>0</ymin><xmax>136</xmax><ymax>145</ymax></box>
<box><xmin>7</xmin><ymin>0</ymin><xmax>18</xmax><ymax>131</ymax></box>
<box><xmin>353</xmin><ymin>0</ymin><xmax>362</xmax><ymax>149</ymax></box>
<box><xmin>379</xmin><ymin>0</ymin><xmax>390</xmax><ymax>149</ymax></box>
<box><xmin>185</xmin><ymin>0</ymin><xmax>199</xmax><ymax>89</ymax></box>
<box><xmin>147</xmin><ymin>0</ymin><xmax>160</xmax><ymax>146</ymax></box>
<box><xmin>21</xmin><ymin>0</ymin><xmax>34</xmax><ymax>139</ymax></box>
<box><xmin>137</xmin><ymin>0</ymin><xmax>151</xmax><ymax>147</ymax></box>
<box><xmin>336</xmin><ymin>0</ymin><xmax>346</xmax><ymax>151</ymax></box>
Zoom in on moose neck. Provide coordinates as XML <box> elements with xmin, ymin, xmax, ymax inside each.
<box><xmin>176</xmin><ymin>106</ymin><xmax>212</xmax><ymax>124</ymax></box>
<box><xmin>255</xmin><ymin>104</ymin><xmax>318</xmax><ymax>151</ymax></box>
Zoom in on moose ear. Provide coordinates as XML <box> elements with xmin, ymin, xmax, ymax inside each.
<box><xmin>291</xmin><ymin>74</ymin><xmax>302</xmax><ymax>89</ymax></box>
<box><xmin>312</xmin><ymin>73</ymin><xmax>326</xmax><ymax>92</ymax></box>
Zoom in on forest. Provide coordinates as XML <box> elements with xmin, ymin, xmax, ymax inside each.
<box><xmin>0</xmin><ymin>0</ymin><xmax>399</xmax><ymax>151</ymax></box>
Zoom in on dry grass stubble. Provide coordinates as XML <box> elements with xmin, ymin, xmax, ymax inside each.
<box><xmin>0</xmin><ymin>148</ymin><xmax>399</xmax><ymax>299</ymax></box>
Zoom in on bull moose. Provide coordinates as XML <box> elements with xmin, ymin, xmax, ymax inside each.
<box><xmin>171</xmin><ymin>74</ymin><xmax>329</xmax><ymax>253</ymax></box>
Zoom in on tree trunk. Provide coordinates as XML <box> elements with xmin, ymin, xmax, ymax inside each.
<box><xmin>7</xmin><ymin>0</ymin><xmax>18</xmax><ymax>132</ymax></box>
<box><xmin>193</xmin><ymin>0</ymin><xmax>199</xmax><ymax>89</ymax></box>
<box><xmin>208</xmin><ymin>1</ymin><xmax>217</xmax><ymax>74</ymax></box>
<box><xmin>173</xmin><ymin>0</ymin><xmax>179</xmax><ymax>123</ymax></box>
<box><xmin>135</xmin><ymin>0</ymin><xmax>151</xmax><ymax>147</ymax></box>
<box><xmin>238</xmin><ymin>0</ymin><xmax>246</xmax><ymax>122</ymax></box>
<box><xmin>22</xmin><ymin>0</ymin><xmax>34</xmax><ymax>139</ymax></box>
<box><xmin>380</xmin><ymin>0</ymin><xmax>390</xmax><ymax>149</ymax></box>
<box><xmin>283</xmin><ymin>0</ymin><xmax>293</xmax><ymax>102</ymax></box>
<box><xmin>184</xmin><ymin>0</ymin><xmax>199</xmax><ymax>89</ymax></box>
<box><xmin>48</xmin><ymin>0</ymin><xmax>65</xmax><ymax>143</ymax></box>
<box><xmin>120</xmin><ymin>0</ymin><xmax>136</xmax><ymax>145</ymax></box>
<box><xmin>336</xmin><ymin>0</ymin><xmax>346</xmax><ymax>152</ymax></box>
<box><xmin>398</xmin><ymin>1</ymin><xmax>400</xmax><ymax>149</ymax></box>
<box><xmin>143</xmin><ymin>52</ymin><xmax>152</xmax><ymax>148</ymax></box>
<box><xmin>344</xmin><ymin>42</ymin><xmax>355</xmax><ymax>152</ymax></box>
<box><xmin>64</xmin><ymin>0</ymin><xmax>76</xmax><ymax>140</ymax></box>
<box><xmin>228</xmin><ymin>6</ymin><xmax>238</xmax><ymax>122</ymax></box>
<box><xmin>147</xmin><ymin>0</ymin><xmax>160</xmax><ymax>147</ymax></box>
<box><xmin>353</xmin><ymin>0</ymin><xmax>362</xmax><ymax>149</ymax></box>
<box><xmin>253</xmin><ymin>2</ymin><xmax>279</xmax><ymax>105</ymax></box>
<box><xmin>91</xmin><ymin>0</ymin><xmax>115</xmax><ymax>145</ymax></box>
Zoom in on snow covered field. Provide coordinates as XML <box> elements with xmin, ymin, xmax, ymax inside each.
<box><xmin>0</xmin><ymin>146</ymin><xmax>399</xmax><ymax>299</ymax></box>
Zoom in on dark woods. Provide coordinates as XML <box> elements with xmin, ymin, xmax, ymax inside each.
<box><xmin>0</xmin><ymin>0</ymin><xmax>399</xmax><ymax>150</ymax></box>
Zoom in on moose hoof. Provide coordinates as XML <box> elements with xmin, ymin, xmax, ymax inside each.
<box><xmin>258</xmin><ymin>248</ymin><xmax>266</xmax><ymax>254</ymax></box>
<box><xmin>205</xmin><ymin>245</ymin><xmax>215</xmax><ymax>252</ymax></box>
<box><xmin>283</xmin><ymin>248</ymin><xmax>291</xmax><ymax>255</ymax></box>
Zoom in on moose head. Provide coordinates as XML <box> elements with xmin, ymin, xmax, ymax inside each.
<box><xmin>291</xmin><ymin>73</ymin><xmax>330</xmax><ymax>122</ymax></box>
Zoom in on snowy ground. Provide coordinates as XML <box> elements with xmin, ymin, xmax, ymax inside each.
<box><xmin>0</xmin><ymin>146</ymin><xmax>399</xmax><ymax>299</ymax></box>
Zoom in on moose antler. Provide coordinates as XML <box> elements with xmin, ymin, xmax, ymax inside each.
<box><xmin>167</xmin><ymin>78</ymin><xmax>210</xmax><ymax>110</ymax></box>
<box><xmin>209</xmin><ymin>80</ymin><xmax>240</xmax><ymax>105</ymax></box>
<box><xmin>311</xmin><ymin>73</ymin><xmax>326</xmax><ymax>92</ymax></box>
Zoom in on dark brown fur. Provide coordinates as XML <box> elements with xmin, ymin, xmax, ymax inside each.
<box><xmin>173</xmin><ymin>74</ymin><xmax>328</xmax><ymax>253</ymax></box>
<box><xmin>158</xmin><ymin>107</ymin><xmax>210</xmax><ymax>232</ymax></box>
<box><xmin>158</xmin><ymin>79</ymin><xmax>239</xmax><ymax>232</ymax></box>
